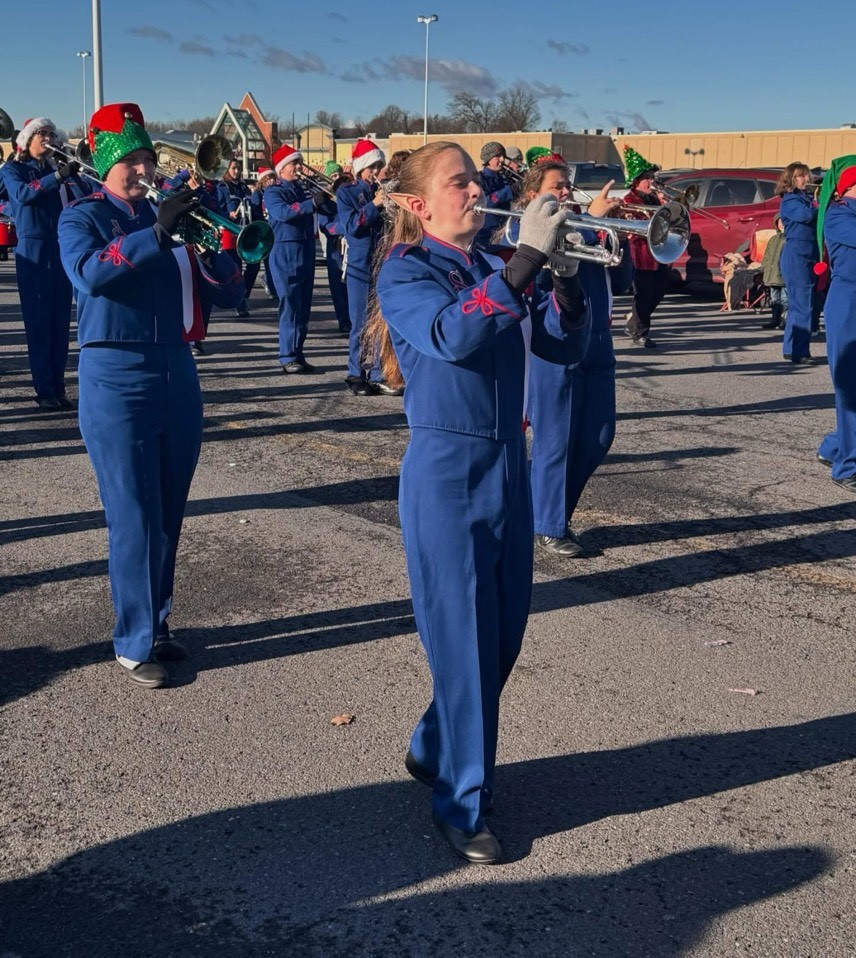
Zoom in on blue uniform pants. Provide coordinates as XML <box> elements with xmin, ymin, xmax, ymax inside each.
<box><xmin>15</xmin><ymin>239</ymin><xmax>72</xmax><ymax>401</ymax></box>
<box><xmin>530</xmin><ymin>343</ymin><xmax>616</xmax><ymax>538</ymax></box>
<box><xmin>817</xmin><ymin>277</ymin><xmax>856</xmax><ymax>480</ymax></box>
<box><xmin>346</xmin><ymin>272</ymin><xmax>381</xmax><ymax>381</ymax></box>
<box><xmin>326</xmin><ymin>247</ymin><xmax>350</xmax><ymax>331</ymax></box>
<box><xmin>78</xmin><ymin>344</ymin><xmax>203</xmax><ymax>663</ymax></box>
<box><xmin>401</xmin><ymin>428</ymin><xmax>533</xmax><ymax>833</ymax></box>
<box><xmin>781</xmin><ymin>247</ymin><xmax>815</xmax><ymax>360</ymax></box>
<box><xmin>272</xmin><ymin>240</ymin><xmax>315</xmax><ymax>365</ymax></box>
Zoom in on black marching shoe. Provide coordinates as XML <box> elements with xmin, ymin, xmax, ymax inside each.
<box><xmin>235</xmin><ymin>300</ymin><xmax>250</xmax><ymax>318</ymax></box>
<box><xmin>191</xmin><ymin>341</ymin><xmax>206</xmax><ymax>356</ymax></box>
<box><xmin>376</xmin><ymin>381</ymin><xmax>405</xmax><ymax>396</ymax></box>
<box><xmin>282</xmin><ymin>360</ymin><xmax>314</xmax><ymax>374</ymax></box>
<box><xmin>432</xmin><ymin>814</ymin><xmax>503</xmax><ymax>865</ymax></box>
<box><xmin>832</xmin><ymin>475</ymin><xmax>856</xmax><ymax>493</ymax></box>
<box><xmin>817</xmin><ymin>453</ymin><xmax>833</xmax><ymax>467</ymax></box>
<box><xmin>57</xmin><ymin>394</ymin><xmax>74</xmax><ymax>409</ymax></box>
<box><xmin>405</xmin><ymin>750</ymin><xmax>436</xmax><ymax>787</ymax></box>
<box><xmin>784</xmin><ymin>354</ymin><xmax>823</xmax><ymax>365</ymax></box>
<box><xmin>36</xmin><ymin>397</ymin><xmax>62</xmax><ymax>411</ymax></box>
<box><xmin>536</xmin><ymin>533</ymin><xmax>584</xmax><ymax>558</ymax></box>
<box><xmin>117</xmin><ymin>659</ymin><xmax>169</xmax><ymax>689</ymax></box>
<box><xmin>345</xmin><ymin>376</ymin><xmax>379</xmax><ymax>396</ymax></box>
<box><xmin>154</xmin><ymin>634</ymin><xmax>189</xmax><ymax>661</ymax></box>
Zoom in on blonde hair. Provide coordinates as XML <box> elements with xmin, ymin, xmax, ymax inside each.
<box><xmin>364</xmin><ymin>141</ymin><xmax>470</xmax><ymax>388</ymax></box>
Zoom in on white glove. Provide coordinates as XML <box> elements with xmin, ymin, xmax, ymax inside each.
<box><xmin>517</xmin><ymin>193</ymin><xmax>568</xmax><ymax>256</ymax></box>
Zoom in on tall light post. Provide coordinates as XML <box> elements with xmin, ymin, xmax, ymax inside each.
<box><xmin>76</xmin><ymin>51</ymin><xmax>91</xmax><ymax>134</ymax></box>
<box><xmin>417</xmin><ymin>14</ymin><xmax>438</xmax><ymax>144</ymax></box>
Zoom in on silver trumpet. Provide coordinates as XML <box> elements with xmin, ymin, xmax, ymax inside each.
<box><xmin>474</xmin><ymin>201</ymin><xmax>690</xmax><ymax>266</ymax></box>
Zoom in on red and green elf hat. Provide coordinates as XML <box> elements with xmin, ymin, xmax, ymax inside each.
<box><xmin>816</xmin><ymin>155</ymin><xmax>856</xmax><ymax>262</ymax></box>
<box><xmin>525</xmin><ymin>146</ymin><xmax>552</xmax><ymax>167</ymax></box>
<box><xmin>622</xmin><ymin>144</ymin><xmax>659</xmax><ymax>185</ymax></box>
<box><xmin>88</xmin><ymin>103</ymin><xmax>155</xmax><ymax>179</ymax></box>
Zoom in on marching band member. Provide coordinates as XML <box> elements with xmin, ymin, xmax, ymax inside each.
<box><xmin>475</xmin><ymin>141</ymin><xmax>513</xmax><ymax>251</ymax></box>
<box><xmin>0</xmin><ymin>117</ymin><xmax>93</xmax><ymax>408</ymax></box>
<box><xmin>514</xmin><ymin>159</ymin><xmax>620</xmax><ymax>557</ymax></box>
<box><xmin>777</xmin><ymin>161</ymin><xmax>822</xmax><ymax>364</ymax></box>
<box><xmin>815</xmin><ymin>156</ymin><xmax>856</xmax><ymax>490</ymax></box>
<box><xmin>316</xmin><ymin>161</ymin><xmax>350</xmax><ymax>335</ymax></box>
<box><xmin>250</xmin><ymin>166</ymin><xmax>278</xmax><ymax>299</ymax></box>
<box><xmin>338</xmin><ymin>138</ymin><xmax>387</xmax><ymax>394</ymax></box>
<box><xmin>57</xmin><ymin>103</ymin><xmax>243</xmax><ymax>687</ymax></box>
<box><xmin>621</xmin><ymin>145</ymin><xmax>667</xmax><ymax>347</ymax></box>
<box><xmin>505</xmin><ymin>145</ymin><xmax>525</xmax><ymax>174</ymax></box>
<box><xmin>369</xmin><ymin>142</ymin><xmax>591</xmax><ymax>863</ymax></box>
<box><xmin>217</xmin><ymin>157</ymin><xmax>253</xmax><ymax>317</ymax></box>
<box><xmin>265</xmin><ymin>143</ymin><xmax>327</xmax><ymax>374</ymax></box>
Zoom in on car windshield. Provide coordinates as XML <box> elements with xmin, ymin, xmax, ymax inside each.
<box><xmin>573</xmin><ymin>166</ymin><xmax>625</xmax><ymax>190</ymax></box>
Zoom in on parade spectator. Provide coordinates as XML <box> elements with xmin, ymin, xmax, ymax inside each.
<box><xmin>761</xmin><ymin>214</ymin><xmax>787</xmax><ymax>329</ymax></box>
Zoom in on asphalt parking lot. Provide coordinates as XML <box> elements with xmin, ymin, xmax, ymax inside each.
<box><xmin>1</xmin><ymin>260</ymin><xmax>854</xmax><ymax>957</ymax></box>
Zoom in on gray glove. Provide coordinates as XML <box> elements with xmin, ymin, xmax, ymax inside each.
<box><xmin>517</xmin><ymin>193</ymin><xmax>568</xmax><ymax>256</ymax></box>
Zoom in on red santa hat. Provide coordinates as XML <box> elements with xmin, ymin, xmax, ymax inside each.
<box><xmin>16</xmin><ymin>117</ymin><xmax>56</xmax><ymax>152</ymax></box>
<box><xmin>273</xmin><ymin>144</ymin><xmax>303</xmax><ymax>174</ymax></box>
<box><xmin>351</xmin><ymin>138</ymin><xmax>385</xmax><ymax>175</ymax></box>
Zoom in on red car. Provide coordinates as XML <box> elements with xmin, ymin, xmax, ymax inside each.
<box><xmin>658</xmin><ymin>168</ymin><xmax>782</xmax><ymax>286</ymax></box>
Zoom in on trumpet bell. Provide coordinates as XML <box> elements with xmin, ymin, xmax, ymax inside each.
<box><xmin>647</xmin><ymin>202</ymin><xmax>691</xmax><ymax>263</ymax></box>
<box><xmin>195</xmin><ymin>135</ymin><xmax>233</xmax><ymax>181</ymax></box>
<box><xmin>233</xmin><ymin>220</ymin><xmax>274</xmax><ymax>265</ymax></box>
<box><xmin>0</xmin><ymin>106</ymin><xmax>16</xmax><ymax>142</ymax></box>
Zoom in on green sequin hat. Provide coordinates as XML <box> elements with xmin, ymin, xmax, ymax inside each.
<box><xmin>622</xmin><ymin>144</ymin><xmax>659</xmax><ymax>185</ymax></box>
<box><xmin>88</xmin><ymin>103</ymin><xmax>155</xmax><ymax>179</ymax></box>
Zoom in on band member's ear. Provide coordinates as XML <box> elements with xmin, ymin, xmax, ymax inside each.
<box><xmin>389</xmin><ymin>192</ymin><xmax>429</xmax><ymax>219</ymax></box>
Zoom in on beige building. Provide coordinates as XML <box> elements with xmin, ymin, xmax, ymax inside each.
<box><xmin>388</xmin><ymin>127</ymin><xmax>856</xmax><ymax>174</ymax></box>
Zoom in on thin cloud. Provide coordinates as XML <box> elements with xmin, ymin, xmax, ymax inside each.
<box><xmin>128</xmin><ymin>26</ymin><xmax>173</xmax><ymax>42</ymax></box>
<box><xmin>521</xmin><ymin>79</ymin><xmax>578</xmax><ymax>102</ymax></box>
<box><xmin>262</xmin><ymin>46</ymin><xmax>327</xmax><ymax>73</ymax></box>
<box><xmin>606</xmin><ymin>110</ymin><xmax>654</xmax><ymax>131</ymax></box>
<box><xmin>647</xmin><ymin>99</ymin><xmax>665</xmax><ymax>106</ymax></box>
<box><xmin>224</xmin><ymin>33</ymin><xmax>264</xmax><ymax>46</ymax></box>
<box><xmin>342</xmin><ymin>56</ymin><xmax>498</xmax><ymax>97</ymax></box>
<box><xmin>180</xmin><ymin>41</ymin><xmax>216</xmax><ymax>57</ymax></box>
<box><xmin>327</xmin><ymin>11</ymin><xmax>348</xmax><ymax>22</ymax></box>
<box><xmin>546</xmin><ymin>39</ymin><xmax>589</xmax><ymax>56</ymax></box>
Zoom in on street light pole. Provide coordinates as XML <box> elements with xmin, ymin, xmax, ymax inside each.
<box><xmin>91</xmin><ymin>0</ymin><xmax>104</xmax><ymax>109</ymax></box>
<box><xmin>76</xmin><ymin>51</ymin><xmax>91</xmax><ymax>134</ymax></box>
<box><xmin>417</xmin><ymin>14</ymin><xmax>438</xmax><ymax>145</ymax></box>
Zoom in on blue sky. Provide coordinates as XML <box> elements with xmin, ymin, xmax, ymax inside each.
<box><xmin>3</xmin><ymin>0</ymin><xmax>852</xmax><ymax>137</ymax></box>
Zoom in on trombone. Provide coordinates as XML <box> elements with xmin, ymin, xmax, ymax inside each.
<box><xmin>475</xmin><ymin>200</ymin><xmax>690</xmax><ymax>267</ymax></box>
<box><xmin>499</xmin><ymin>159</ymin><xmax>525</xmax><ymax>190</ymax></box>
<box><xmin>295</xmin><ymin>163</ymin><xmax>337</xmax><ymax>199</ymax></box>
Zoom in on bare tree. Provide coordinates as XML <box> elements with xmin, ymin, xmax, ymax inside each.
<box><xmin>447</xmin><ymin>92</ymin><xmax>500</xmax><ymax>133</ymax></box>
<box><xmin>315</xmin><ymin>110</ymin><xmax>344</xmax><ymax>129</ymax></box>
<box><xmin>366</xmin><ymin>104</ymin><xmax>413</xmax><ymax>137</ymax></box>
<box><xmin>496</xmin><ymin>85</ymin><xmax>541</xmax><ymax>132</ymax></box>
<box><xmin>551</xmin><ymin>118</ymin><xmax>569</xmax><ymax>133</ymax></box>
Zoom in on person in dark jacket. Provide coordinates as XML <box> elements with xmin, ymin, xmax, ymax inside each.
<box><xmin>475</xmin><ymin>141</ymin><xmax>514</xmax><ymax>251</ymax></box>
<box><xmin>620</xmin><ymin>145</ymin><xmax>668</xmax><ymax>348</ymax></box>
<box><xmin>761</xmin><ymin>214</ymin><xmax>787</xmax><ymax>329</ymax></box>
<box><xmin>0</xmin><ymin>116</ymin><xmax>93</xmax><ymax>408</ymax></box>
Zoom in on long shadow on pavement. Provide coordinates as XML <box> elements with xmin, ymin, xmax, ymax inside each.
<box><xmin>1</xmin><ymin>713</ymin><xmax>848</xmax><ymax>956</ymax></box>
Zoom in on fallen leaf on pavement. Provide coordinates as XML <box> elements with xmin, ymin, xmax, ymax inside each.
<box><xmin>331</xmin><ymin>713</ymin><xmax>355</xmax><ymax>726</ymax></box>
